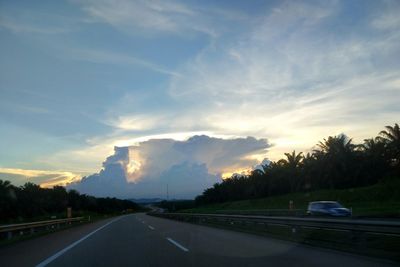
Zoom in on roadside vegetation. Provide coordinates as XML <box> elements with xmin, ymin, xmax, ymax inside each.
<box><xmin>183</xmin><ymin>178</ymin><xmax>400</xmax><ymax>217</ymax></box>
<box><xmin>0</xmin><ymin>181</ymin><xmax>141</xmax><ymax>224</ymax></box>
<box><xmin>194</xmin><ymin>123</ymin><xmax>400</xmax><ymax>213</ymax></box>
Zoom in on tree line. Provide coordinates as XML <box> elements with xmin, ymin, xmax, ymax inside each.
<box><xmin>0</xmin><ymin>181</ymin><xmax>140</xmax><ymax>223</ymax></box>
<box><xmin>195</xmin><ymin>123</ymin><xmax>400</xmax><ymax>205</ymax></box>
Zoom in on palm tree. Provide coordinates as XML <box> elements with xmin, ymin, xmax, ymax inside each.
<box><xmin>302</xmin><ymin>153</ymin><xmax>320</xmax><ymax>191</ymax></box>
<box><xmin>0</xmin><ymin>179</ymin><xmax>12</xmax><ymax>192</ymax></box>
<box><xmin>0</xmin><ymin>180</ymin><xmax>16</xmax><ymax>221</ymax></box>
<box><xmin>361</xmin><ymin>138</ymin><xmax>385</xmax><ymax>156</ymax></box>
<box><xmin>283</xmin><ymin>150</ymin><xmax>303</xmax><ymax>169</ymax></box>
<box><xmin>279</xmin><ymin>151</ymin><xmax>304</xmax><ymax>193</ymax></box>
<box><xmin>379</xmin><ymin>123</ymin><xmax>400</xmax><ymax>144</ymax></box>
<box><xmin>379</xmin><ymin>123</ymin><xmax>400</xmax><ymax>171</ymax></box>
<box><xmin>359</xmin><ymin>138</ymin><xmax>389</xmax><ymax>183</ymax></box>
<box><xmin>316</xmin><ymin>134</ymin><xmax>355</xmax><ymax>154</ymax></box>
<box><xmin>314</xmin><ymin>134</ymin><xmax>356</xmax><ymax>188</ymax></box>
<box><xmin>0</xmin><ymin>179</ymin><xmax>15</xmax><ymax>200</ymax></box>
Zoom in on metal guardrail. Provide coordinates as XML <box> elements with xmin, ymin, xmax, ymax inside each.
<box><xmin>150</xmin><ymin>212</ymin><xmax>400</xmax><ymax>236</ymax></box>
<box><xmin>0</xmin><ymin>217</ymin><xmax>85</xmax><ymax>240</ymax></box>
<box><xmin>215</xmin><ymin>209</ymin><xmax>304</xmax><ymax>216</ymax></box>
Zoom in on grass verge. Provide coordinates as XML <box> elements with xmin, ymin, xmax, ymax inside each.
<box><xmin>183</xmin><ymin>179</ymin><xmax>400</xmax><ymax>218</ymax></box>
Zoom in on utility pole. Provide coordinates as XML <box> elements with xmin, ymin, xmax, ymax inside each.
<box><xmin>166</xmin><ymin>183</ymin><xmax>169</xmax><ymax>201</ymax></box>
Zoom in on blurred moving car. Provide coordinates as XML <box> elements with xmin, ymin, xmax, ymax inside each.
<box><xmin>307</xmin><ymin>201</ymin><xmax>351</xmax><ymax>217</ymax></box>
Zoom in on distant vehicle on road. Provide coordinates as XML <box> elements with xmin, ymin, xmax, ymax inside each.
<box><xmin>307</xmin><ymin>201</ymin><xmax>351</xmax><ymax>217</ymax></box>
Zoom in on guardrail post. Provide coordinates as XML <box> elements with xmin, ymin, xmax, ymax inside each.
<box><xmin>30</xmin><ymin>228</ymin><xmax>34</xmax><ymax>234</ymax></box>
<box><xmin>291</xmin><ymin>226</ymin><xmax>301</xmax><ymax>241</ymax></box>
<box><xmin>7</xmin><ymin>231</ymin><xmax>12</xmax><ymax>240</ymax></box>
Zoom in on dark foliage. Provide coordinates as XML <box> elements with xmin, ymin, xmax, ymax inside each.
<box><xmin>196</xmin><ymin>123</ymin><xmax>400</xmax><ymax>205</ymax></box>
<box><xmin>0</xmin><ymin>181</ymin><xmax>139</xmax><ymax>222</ymax></box>
<box><xmin>156</xmin><ymin>200</ymin><xmax>196</xmax><ymax>212</ymax></box>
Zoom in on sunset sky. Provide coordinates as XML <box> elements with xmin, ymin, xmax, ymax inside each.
<box><xmin>0</xmin><ymin>0</ymin><xmax>399</xmax><ymax>198</ymax></box>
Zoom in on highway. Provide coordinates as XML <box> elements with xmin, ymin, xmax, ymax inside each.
<box><xmin>0</xmin><ymin>213</ymin><xmax>397</xmax><ymax>267</ymax></box>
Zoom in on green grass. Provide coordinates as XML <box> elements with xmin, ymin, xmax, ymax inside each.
<box><xmin>183</xmin><ymin>179</ymin><xmax>400</xmax><ymax>217</ymax></box>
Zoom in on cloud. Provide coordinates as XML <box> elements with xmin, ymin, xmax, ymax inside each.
<box><xmin>69</xmin><ymin>48</ymin><xmax>181</xmax><ymax>76</ymax></box>
<box><xmin>0</xmin><ymin>7</ymin><xmax>83</xmax><ymax>35</ymax></box>
<box><xmin>76</xmin><ymin>0</ymin><xmax>248</xmax><ymax>37</ymax></box>
<box><xmin>164</xmin><ymin>0</ymin><xmax>400</xmax><ymax>159</ymax></box>
<box><xmin>371</xmin><ymin>1</ymin><xmax>400</xmax><ymax>30</ymax></box>
<box><xmin>103</xmin><ymin>114</ymin><xmax>165</xmax><ymax>131</ymax></box>
<box><xmin>2</xmin><ymin>0</ymin><xmax>399</xmax><ymax>194</ymax></box>
<box><xmin>0</xmin><ymin>17</ymin><xmax>69</xmax><ymax>34</ymax></box>
<box><xmin>68</xmin><ymin>147</ymin><xmax>131</xmax><ymax>197</ymax></box>
<box><xmin>68</xmin><ymin>135</ymin><xmax>271</xmax><ymax>198</ymax></box>
<box><xmin>0</xmin><ymin>168</ymin><xmax>81</xmax><ymax>188</ymax></box>
<box><xmin>78</xmin><ymin>0</ymin><xmax>207</xmax><ymax>35</ymax></box>
<box><xmin>158</xmin><ymin>162</ymin><xmax>218</xmax><ymax>199</ymax></box>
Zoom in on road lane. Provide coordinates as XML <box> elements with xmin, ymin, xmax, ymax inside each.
<box><xmin>46</xmin><ymin>214</ymin><xmax>191</xmax><ymax>267</ymax></box>
<box><xmin>42</xmin><ymin>213</ymin><xmax>397</xmax><ymax>266</ymax></box>
<box><xmin>167</xmin><ymin>237</ymin><xmax>189</xmax><ymax>252</ymax></box>
<box><xmin>36</xmin><ymin>216</ymin><xmax>124</xmax><ymax>267</ymax></box>
<box><xmin>137</xmin><ymin>213</ymin><xmax>398</xmax><ymax>267</ymax></box>
<box><xmin>0</xmin><ymin>216</ymin><xmax>121</xmax><ymax>267</ymax></box>
<box><xmin>1</xmin><ymin>213</ymin><xmax>397</xmax><ymax>267</ymax></box>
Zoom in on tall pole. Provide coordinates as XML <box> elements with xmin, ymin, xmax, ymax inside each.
<box><xmin>167</xmin><ymin>183</ymin><xmax>169</xmax><ymax>201</ymax></box>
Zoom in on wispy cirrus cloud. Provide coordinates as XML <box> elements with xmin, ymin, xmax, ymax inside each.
<box><xmin>0</xmin><ymin>18</ymin><xmax>68</xmax><ymax>34</ymax></box>
<box><xmin>371</xmin><ymin>0</ymin><xmax>400</xmax><ymax>30</ymax></box>
<box><xmin>164</xmin><ymin>0</ymin><xmax>400</xmax><ymax>159</ymax></box>
<box><xmin>68</xmin><ymin>48</ymin><xmax>181</xmax><ymax>76</ymax></box>
<box><xmin>103</xmin><ymin>114</ymin><xmax>164</xmax><ymax>131</ymax></box>
<box><xmin>0</xmin><ymin>8</ymin><xmax>81</xmax><ymax>34</ymax></box>
<box><xmin>33</xmin><ymin>0</ymin><xmax>400</xmax><ymax>175</ymax></box>
<box><xmin>80</xmin><ymin>0</ymin><xmax>195</xmax><ymax>33</ymax></box>
<box><xmin>76</xmin><ymin>0</ymin><xmax>248</xmax><ymax>37</ymax></box>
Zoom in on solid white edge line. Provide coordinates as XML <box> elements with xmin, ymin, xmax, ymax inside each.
<box><xmin>166</xmin><ymin>237</ymin><xmax>189</xmax><ymax>252</ymax></box>
<box><xmin>148</xmin><ymin>225</ymin><xmax>155</xmax><ymax>230</ymax></box>
<box><xmin>36</xmin><ymin>216</ymin><xmax>125</xmax><ymax>267</ymax></box>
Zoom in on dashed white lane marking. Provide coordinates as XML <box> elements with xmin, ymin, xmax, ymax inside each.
<box><xmin>36</xmin><ymin>216</ymin><xmax>125</xmax><ymax>267</ymax></box>
<box><xmin>166</xmin><ymin>237</ymin><xmax>189</xmax><ymax>252</ymax></box>
<box><xmin>148</xmin><ymin>225</ymin><xmax>155</xmax><ymax>230</ymax></box>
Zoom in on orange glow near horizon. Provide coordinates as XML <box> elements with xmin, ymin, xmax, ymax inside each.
<box><xmin>0</xmin><ymin>167</ymin><xmax>82</xmax><ymax>188</ymax></box>
<box><xmin>221</xmin><ymin>168</ymin><xmax>252</xmax><ymax>179</ymax></box>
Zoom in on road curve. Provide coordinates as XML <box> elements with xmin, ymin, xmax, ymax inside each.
<box><xmin>0</xmin><ymin>213</ymin><xmax>397</xmax><ymax>267</ymax></box>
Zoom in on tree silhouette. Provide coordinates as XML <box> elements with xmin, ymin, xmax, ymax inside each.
<box><xmin>280</xmin><ymin>151</ymin><xmax>303</xmax><ymax>192</ymax></box>
<box><xmin>283</xmin><ymin>151</ymin><xmax>303</xmax><ymax>169</ymax></box>
<box><xmin>314</xmin><ymin>134</ymin><xmax>357</xmax><ymax>188</ymax></box>
<box><xmin>0</xmin><ymin>180</ymin><xmax>140</xmax><ymax>223</ymax></box>
<box><xmin>379</xmin><ymin>123</ymin><xmax>400</xmax><ymax>173</ymax></box>
<box><xmin>195</xmin><ymin>123</ymin><xmax>399</xmax><ymax>206</ymax></box>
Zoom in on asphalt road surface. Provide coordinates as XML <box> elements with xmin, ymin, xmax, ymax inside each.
<box><xmin>0</xmin><ymin>213</ymin><xmax>397</xmax><ymax>267</ymax></box>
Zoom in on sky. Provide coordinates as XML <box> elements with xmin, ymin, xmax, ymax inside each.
<box><xmin>0</xmin><ymin>0</ymin><xmax>399</xmax><ymax>198</ymax></box>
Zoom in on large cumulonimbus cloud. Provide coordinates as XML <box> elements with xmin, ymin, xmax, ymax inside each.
<box><xmin>68</xmin><ymin>135</ymin><xmax>270</xmax><ymax>199</ymax></box>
